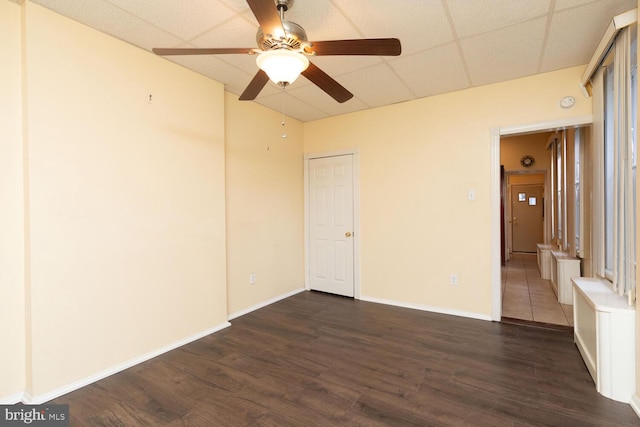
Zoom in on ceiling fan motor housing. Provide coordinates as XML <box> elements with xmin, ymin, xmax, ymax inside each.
<box><xmin>256</xmin><ymin>20</ymin><xmax>308</xmax><ymax>50</ymax></box>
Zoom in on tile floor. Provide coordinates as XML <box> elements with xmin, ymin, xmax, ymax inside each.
<box><xmin>502</xmin><ymin>252</ymin><xmax>574</xmax><ymax>326</ymax></box>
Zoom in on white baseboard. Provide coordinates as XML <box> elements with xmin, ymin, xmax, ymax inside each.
<box><xmin>228</xmin><ymin>287</ymin><xmax>306</xmax><ymax>321</ymax></box>
<box><xmin>359</xmin><ymin>296</ymin><xmax>493</xmax><ymax>322</ymax></box>
<box><xmin>0</xmin><ymin>391</ymin><xmax>24</xmax><ymax>405</ymax></box>
<box><xmin>23</xmin><ymin>321</ymin><xmax>231</xmax><ymax>404</ymax></box>
<box><xmin>630</xmin><ymin>394</ymin><xmax>640</xmax><ymax>418</ymax></box>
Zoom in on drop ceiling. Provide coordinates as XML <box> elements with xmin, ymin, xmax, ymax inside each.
<box><xmin>26</xmin><ymin>0</ymin><xmax>637</xmax><ymax>122</ymax></box>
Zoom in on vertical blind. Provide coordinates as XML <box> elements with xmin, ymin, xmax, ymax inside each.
<box><xmin>591</xmin><ymin>24</ymin><xmax>637</xmax><ymax>305</ymax></box>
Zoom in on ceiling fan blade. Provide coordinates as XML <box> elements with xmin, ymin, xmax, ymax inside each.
<box><xmin>302</xmin><ymin>62</ymin><xmax>353</xmax><ymax>103</ymax></box>
<box><xmin>239</xmin><ymin>70</ymin><xmax>270</xmax><ymax>101</ymax></box>
<box><xmin>246</xmin><ymin>0</ymin><xmax>285</xmax><ymax>39</ymax></box>
<box><xmin>152</xmin><ymin>47</ymin><xmax>254</xmax><ymax>56</ymax></box>
<box><xmin>305</xmin><ymin>38</ymin><xmax>401</xmax><ymax>56</ymax></box>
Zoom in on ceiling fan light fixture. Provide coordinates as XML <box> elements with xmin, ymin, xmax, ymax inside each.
<box><xmin>256</xmin><ymin>49</ymin><xmax>309</xmax><ymax>85</ymax></box>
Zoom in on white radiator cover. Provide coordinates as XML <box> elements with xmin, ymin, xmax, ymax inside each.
<box><xmin>572</xmin><ymin>277</ymin><xmax>636</xmax><ymax>403</ymax></box>
<box><xmin>537</xmin><ymin>243</ymin><xmax>556</xmax><ymax>280</ymax></box>
<box><xmin>551</xmin><ymin>251</ymin><xmax>581</xmax><ymax>305</ymax></box>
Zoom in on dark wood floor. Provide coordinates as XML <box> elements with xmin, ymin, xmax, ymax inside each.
<box><xmin>51</xmin><ymin>291</ymin><xmax>639</xmax><ymax>426</ymax></box>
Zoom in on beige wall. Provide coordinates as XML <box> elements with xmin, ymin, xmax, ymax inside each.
<box><xmin>508</xmin><ymin>174</ymin><xmax>545</xmax><ymax>185</ymax></box>
<box><xmin>0</xmin><ymin>0</ymin><xmax>26</xmax><ymax>401</ymax></box>
<box><xmin>224</xmin><ymin>93</ymin><xmax>304</xmax><ymax>316</ymax></box>
<box><xmin>501</xmin><ymin>132</ymin><xmax>552</xmax><ymax>173</ymax></box>
<box><xmin>16</xmin><ymin>2</ymin><xmax>228</xmax><ymax>398</ymax></box>
<box><xmin>304</xmin><ymin>66</ymin><xmax>590</xmax><ymax>317</ymax></box>
<box><xmin>637</xmin><ymin>0</ymin><xmax>640</xmax><ymax>412</ymax></box>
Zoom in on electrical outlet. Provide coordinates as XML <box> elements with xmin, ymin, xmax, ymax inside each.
<box><xmin>249</xmin><ymin>273</ymin><xmax>256</xmax><ymax>285</ymax></box>
<box><xmin>450</xmin><ymin>274</ymin><xmax>458</xmax><ymax>286</ymax></box>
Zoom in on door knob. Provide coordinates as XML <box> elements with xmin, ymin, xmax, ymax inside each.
<box><xmin>345</xmin><ymin>232</ymin><xmax>352</xmax><ymax>237</ymax></box>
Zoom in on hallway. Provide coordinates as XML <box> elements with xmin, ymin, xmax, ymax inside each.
<box><xmin>501</xmin><ymin>253</ymin><xmax>573</xmax><ymax>327</ymax></box>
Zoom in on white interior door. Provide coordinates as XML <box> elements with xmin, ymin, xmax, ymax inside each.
<box><xmin>309</xmin><ymin>155</ymin><xmax>354</xmax><ymax>297</ymax></box>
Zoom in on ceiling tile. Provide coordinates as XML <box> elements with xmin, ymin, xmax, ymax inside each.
<box><xmin>554</xmin><ymin>0</ymin><xmax>600</xmax><ymax>11</ymax></box>
<box><xmin>254</xmin><ymin>92</ymin><xmax>329</xmax><ymax>122</ymax></box>
<box><xmin>285</xmin><ymin>1</ymin><xmax>360</xmax><ymax>41</ymax></box>
<box><xmin>307</xmin><ymin>56</ymin><xmax>384</xmax><ymax>78</ymax></box>
<box><xmin>337</xmin><ymin>63</ymin><xmax>415</xmax><ymax>107</ymax></box>
<box><xmin>447</xmin><ymin>0</ymin><xmax>551</xmax><ymax>39</ymax></box>
<box><xmin>286</xmin><ymin>82</ymin><xmax>371</xmax><ymax>117</ymax></box>
<box><xmin>190</xmin><ymin>16</ymin><xmax>258</xmax><ymax>51</ymax></box>
<box><xmin>539</xmin><ymin>0</ymin><xmax>635</xmax><ymax>73</ymax></box>
<box><xmin>332</xmin><ymin>0</ymin><xmax>454</xmax><ymax>54</ymax></box>
<box><xmin>462</xmin><ymin>17</ymin><xmax>547</xmax><ymax>86</ymax></box>
<box><xmin>218</xmin><ymin>0</ymin><xmax>251</xmax><ymax>13</ymax></box>
<box><xmin>389</xmin><ymin>43</ymin><xmax>470</xmax><ymax>98</ymax></box>
<box><xmin>106</xmin><ymin>0</ymin><xmax>236</xmax><ymax>41</ymax></box>
<box><xmin>216</xmin><ymin>53</ymin><xmax>262</xmax><ymax>80</ymax></box>
<box><xmin>31</xmin><ymin>0</ymin><xmax>182</xmax><ymax>51</ymax></box>
<box><xmin>555</xmin><ymin>0</ymin><xmax>636</xmax><ymax>12</ymax></box>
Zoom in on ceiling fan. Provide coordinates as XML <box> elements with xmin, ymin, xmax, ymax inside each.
<box><xmin>152</xmin><ymin>0</ymin><xmax>401</xmax><ymax>103</ymax></box>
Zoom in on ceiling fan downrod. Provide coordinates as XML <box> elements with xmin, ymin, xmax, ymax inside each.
<box><xmin>276</xmin><ymin>0</ymin><xmax>292</xmax><ymax>17</ymax></box>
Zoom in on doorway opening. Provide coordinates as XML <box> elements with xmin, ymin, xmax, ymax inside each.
<box><xmin>491</xmin><ymin>118</ymin><xmax>591</xmax><ymax>326</ymax></box>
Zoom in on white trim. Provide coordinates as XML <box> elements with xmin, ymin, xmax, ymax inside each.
<box><xmin>22</xmin><ymin>321</ymin><xmax>231</xmax><ymax>404</ymax></box>
<box><xmin>581</xmin><ymin>9</ymin><xmax>638</xmax><ymax>89</ymax></box>
<box><xmin>304</xmin><ymin>155</ymin><xmax>310</xmax><ymax>290</ymax></box>
<box><xmin>490</xmin><ymin>127</ymin><xmax>501</xmax><ymax>321</ymax></box>
<box><xmin>353</xmin><ymin>150</ymin><xmax>362</xmax><ymax>300</ymax></box>
<box><xmin>562</xmin><ymin>131</ymin><xmax>569</xmax><ymax>250</ymax></box>
<box><xmin>304</xmin><ymin>148</ymin><xmax>360</xmax><ymax>161</ymax></box>
<box><xmin>360</xmin><ymin>296</ymin><xmax>492</xmax><ymax>321</ymax></box>
<box><xmin>304</xmin><ymin>148</ymin><xmax>361</xmax><ymax>299</ymax></box>
<box><xmin>499</xmin><ymin>115</ymin><xmax>593</xmax><ymax>136</ymax></box>
<box><xmin>630</xmin><ymin>394</ymin><xmax>640</xmax><ymax>417</ymax></box>
<box><xmin>491</xmin><ymin>116</ymin><xmax>594</xmax><ymax>323</ymax></box>
<box><xmin>0</xmin><ymin>391</ymin><xmax>24</xmax><ymax>405</ymax></box>
<box><xmin>227</xmin><ymin>287</ymin><xmax>305</xmax><ymax>320</ymax></box>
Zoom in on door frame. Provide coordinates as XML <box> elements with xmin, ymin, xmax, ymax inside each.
<box><xmin>304</xmin><ymin>148</ymin><xmax>361</xmax><ymax>299</ymax></box>
<box><xmin>490</xmin><ymin>115</ymin><xmax>592</xmax><ymax>321</ymax></box>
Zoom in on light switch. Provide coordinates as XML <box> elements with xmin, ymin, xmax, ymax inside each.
<box><xmin>468</xmin><ymin>189</ymin><xmax>476</xmax><ymax>201</ymax></box>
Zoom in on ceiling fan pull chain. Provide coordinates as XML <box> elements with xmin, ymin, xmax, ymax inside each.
<box><xmin>281</xmin><ymin>86</ymin><xmax>287</xmax><ymax>139</ymax></box>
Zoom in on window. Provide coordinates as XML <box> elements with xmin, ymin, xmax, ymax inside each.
<box><xmin>549</xmin><ymin>138</ymin><xmax>556</xmax><ymax>241</ymax></box>
<box><xmin>603</xmin><ymin>63</ymin><xmax>615</xmax><ymax>278</ymax></box>
<box><xmin>591</xmin><ymin>23</ymin><xmax>637</xmax><ymax>302</ymax></box>
<box><xmin>630</xmin><ymin>25</ymin><xmax>637</xmax><ymax>300</ymax></box>
<box><xmin>548</xmin><ymin>133</ymin><xmax>567</xmax><ymax>249</ymax></box>
<box><xmin>556</xmin><ymin>137</ymin><xmax>563</xmax><ymax>248</ymax></box>
<box><xmin>574</xmin><ymin>129</ymin><xmax>581</xmax><ymax>255</ymax></box>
